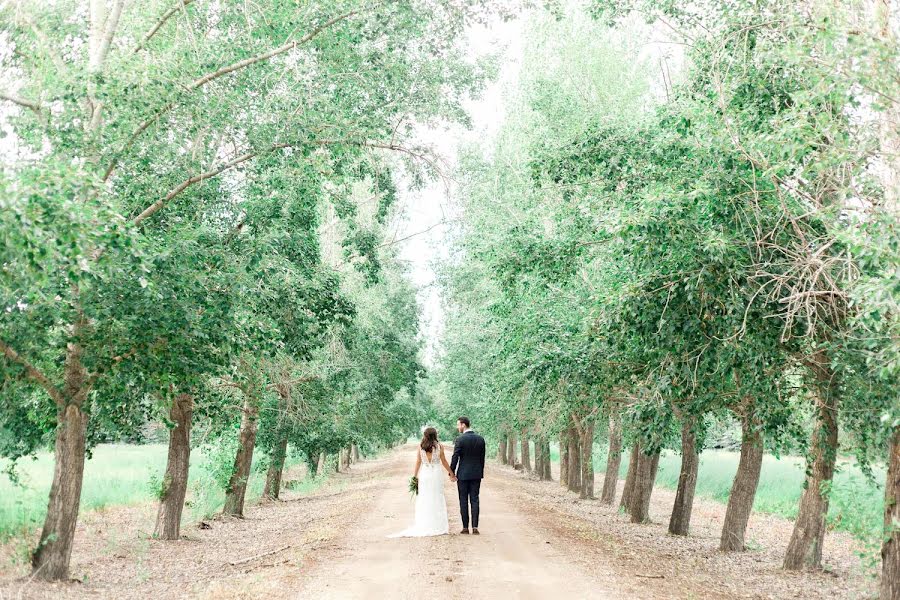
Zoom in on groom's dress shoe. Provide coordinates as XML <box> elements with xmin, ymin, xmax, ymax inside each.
<box><xmin>460</xmin><ymin>529</ymin><xmax>470</xmax><ymax>535</ymax></box>
<box><xmin>472</xmin><ymin>528</ymin><xmax>480</xmax><ymax>535</ymax></box>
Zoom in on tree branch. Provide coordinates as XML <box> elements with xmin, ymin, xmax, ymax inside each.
<box><xmin>0</xmin><ymin>91</ymin><xmax>43</xmax><ymax>113</ymax></box>
<box><xmin>187</xmin><ymin>10</ymin><xmax>359</xmax><ymax>90</ymax></box>
<box><xmin>131</xmin><ymin>136</ymin><xmax>433</xmax><ymax>226</ymax></box>
<box><xmin>0</xmin><ymin>339</ymin><xmax>63</xmax><ymax>404</ymax></box>
<box><xmin>133</xmin><ymin>0</ymin><xmax>196</xmax><ymax>53</ymax></box>
<box><xmin>104</xmin><ymin>8</ymin><xmax>361</xmax><ymax>182</ymax></box>
<box><xmin>94</xmin><ymin>0</ymin><xmax>126</xmax><ymax>70</ymax></box>
<box><xmin>132</xmin><ymin>148</ymin><xmax>262</xmax><ymax>225</ymax></box>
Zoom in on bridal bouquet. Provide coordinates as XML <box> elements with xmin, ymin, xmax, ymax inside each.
<box><xmin>408</xmin><ymin>476</ymin><xmax>419</xmax><ymax>497</ymax></box>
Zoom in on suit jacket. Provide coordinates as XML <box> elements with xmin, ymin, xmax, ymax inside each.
<box><xmin>451</xmin><ymin>430</ymin><xmax>486</xmax><ymax>481</ymax></box>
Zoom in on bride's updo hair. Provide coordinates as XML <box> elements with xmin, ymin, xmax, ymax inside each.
<box><xmin>420</xmin><ymin>427</ymin><xmax>439</xmax><ymax>452</ymax></box>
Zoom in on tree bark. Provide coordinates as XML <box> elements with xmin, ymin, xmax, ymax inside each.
<box><xmin>784</xmin><ymin>352</ymin><xmax>840</xmax><ymax>570</ymax></box>
<box><xmin>31</xmin><ymin>341</ymin><xmax>89</xmax><ymax>581</ymax></box>
<box><xmin>567</xmin><ymin>425</ymin><xmax>582</xmax><ymax>493</ymax></box>
<box><xmin>521</xmin><ymin>434</ymin><xmax>531</xmax><ymax>472</ymax></box>
<box><xmin>351</xmin><ymin>444</ymin><xmax>360</xmax><ymax>463</ymax></box>
<box><xmin>560</xmin><ymin>430</ymin><xmax>570</xmax><ymax>488</ymax></box>
<box><xmin>498</xmin><ymin>437</ymin><xmax>508</xmax><ymax>465</ymax></box>
<box><xmin>154</xmin><ymin>394</ymin><xmax>193</xmax><ymax>539</ymax></box>
<box><xmin>316</xmin><ymin>452</ymin><xmax>326</xmax><ymax>475</ymax></box>
<box><xmin>629</xmin><ymin>446</ymin><xmax>660</xmax><ymax>523</ymax></box>
<box><xmin>669</xmin><ymin>416</ymin><xmax>700</xmax><ymax>536</ymax></box>
<box><xmin>542</xmin><ymin>438</ymin><xmax>552</xmax><ymax>480</ymax></box>
<box><xmin>222</xmin><ymin>396</ymin><xmax>259</xmax><ymax>517</ymax></box>
<box><xmin>534</xmin><ymin>436</ymin><xmax>544</xmax><ymax>476</ymax></box>
<box><xmin>620</xmin><ymin>442</ymin><xmax>639</xmax><ymax>512</ymax></box>
<box><xmin>882</xmin><ymin>428</ymin><xmax>900</xmax><ymax>600</ymax></box>
<box><xmin>579</xmin><ymin>421</ymin><xmax>595</xmax><ymax>499</ymax></box>
<box><xmin>263</xmin><ymin>435</ymin><xmax>288</xmax><ymax>500</ymax></box>
<box><xmin>601</xmin><ymin>412</ymin><xmax>623</xmax><ymax>505</ymax></box>
<box><xmin>507</xmin><ymin>432</ymin><xmax>518</xmax><ymax>467</ymax></box>
<box><xmin>720</xmin><ymin>409</ymin><xmax>764</xmax><ymax>551</ymax></box>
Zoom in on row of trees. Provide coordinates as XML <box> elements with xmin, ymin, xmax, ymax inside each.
<box><xmin>0</xmin><ymin>0</ymin><xmax>506</xmax><ymax>582</ymax></box>
<box><xmin>436</xmin><ymin>1</ymin><xmax>898</xmax><ymax>598</ymax></box>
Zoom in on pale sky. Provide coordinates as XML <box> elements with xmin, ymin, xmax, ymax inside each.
<box><xmin>394</xmin><ymin>15</ymin><xmax>526</xmax><ymax>368</ymax></box>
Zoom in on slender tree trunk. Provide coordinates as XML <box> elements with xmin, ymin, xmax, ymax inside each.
<box><xmin>154</xmin><ymin>394</ymin><xmax>193</xmax><ymax>539</ymax></box>
<box><xmin>316</xmin><ymin>452</ymin><xmax>326</xmax><ymax>475</ymax></box>
<box><xmin>263</xmin><ymin>436</ymin><xmax>289</xmax><ymax>500</ymax></box>
<box><xmin>560</xmin><ymin>430</ymin><xmax>570</xmax><ymax>488</ymax></box>
<box><xmin>507</xmin><ymin>432</ymin><xmax>518</xmax><ymax>467</ymax></box>
<box><xmin>567</xmin><ymin>425</ymin><xmax>582</xmax><ymax>493</ymax></box>
<box><xmin>340</xmin><ymin>447</ymin><xmax>351</xmax><ymax>471</ymax></box>
<box><xmin>601</xmin><ymin>413</ymin><xmax>623</xmax><ymax>505</ymax></box>
<box><xmin>542</xmin><ymin>438</ymin><xmax>552</xmax><ymax>480</ymax></box>
<box><xmin>785</xmin><ymin>352</ymin><xmax>840</xmax><ymax>570</ymax></box>
<box><xmin>534</xmin><ymin>436</ymin><xmax>544</xmax><ymax>476</ymax></box>
<box><xmin>720</xmin><ymin>409</ymin><xmax>764</xmax><ymax>551</ymax></box>
<box><xmin>498</xmin><ymin>436</ymin><xmax>508</xmax><ymax>465</ymax></box>
<box><xmin>882</xmin><ymin>428</ymin><xmax>900</xmax><ymax>600</ymax></box>
<box><xmin>32</xmin><ymin>342</ymin><xmax>89</xmax><ymax>581</ymax></box>
<box><xmin>351</xmin><ymin>444</ymin><xmax>360</xmax><ymax>463</ymax></box>
<box><xmin>620</xmin><ymin>442</ymin><xmax>639</xmax><ymax>512</ymax></box>
<box><xmin>669</xmin><ymin>417</ymin><xmax>700</xmax><ymax>536</ymax></box>
<box><xmin>222</xmin><ymin>396</ymin><xmax>259</xmax><ymax>517</ymax></box>
<box><xmin>629</xmin><ymin>447</ymin><xmax>660</xmax><ymax>523</ymax></box>
<box><xmin>521</xmin><ymin>433</ymin><xmax>531</xmax><ymax>472</ymax></box>
<box><xmin>579</xmin><ymin>421</ymin><xmax>595</xmax><ymax>499</ymax></box>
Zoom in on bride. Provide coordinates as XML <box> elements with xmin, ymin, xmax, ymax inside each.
<box><xmin>388</xmin><ymin>427</ymin><xmax>454</xmax><ymax>537</ymax></box>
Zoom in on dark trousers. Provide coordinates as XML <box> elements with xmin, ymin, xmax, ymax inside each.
<box><xmin>457</xmin><ymin>479</ymin><xmax>481</xmax><ymax>529</ymax></box>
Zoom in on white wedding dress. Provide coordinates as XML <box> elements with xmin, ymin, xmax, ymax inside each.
<box><xmin>388</xmin><ymin>444</ymin><xmax>449</xmax><ymax>537</ymax></box>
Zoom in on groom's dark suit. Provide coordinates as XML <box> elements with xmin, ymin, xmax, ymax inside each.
<box><xmin>450</xmin><ymin>430</ymin><xmax>486</xmax><ymax>529</ymax></box>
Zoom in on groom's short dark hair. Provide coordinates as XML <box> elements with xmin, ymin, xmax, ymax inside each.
<box><xmin>458</xmin><ymin>416</ymin><xmax>470</xmax><ymax>428</ymax></box>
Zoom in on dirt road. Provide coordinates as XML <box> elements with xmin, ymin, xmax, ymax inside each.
<box><xmin>0</xmin><ymin>444</ymin><xmax>875</xmax><ymax>600</ymax></box>
<box><xmin>296</xmin><ymin>446</ymin><xmax>609</xmax><ymax>599</ymax></box>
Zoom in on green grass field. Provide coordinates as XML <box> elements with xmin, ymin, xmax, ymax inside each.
<box><xmin>548</xmin><ymin>445</ymin><xmax>884</xmax><ymax>549</ymax></box>
<box><xmin>0</xmin><ymin>444</ymin><xmax>313</xmax><ymax>542</ymax></box>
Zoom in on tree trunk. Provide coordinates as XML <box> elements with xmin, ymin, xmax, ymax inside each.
<box><xmin>339</xmin><ymin>447</ymin><xmax>351</xmax><ymax>472</ymax></box>
<box><xmin>351</xmin><ymin>444</ymin><xmax>360</xmax><ymax>463</ymax></box>
<box><xmin>263</xmin><ymin>436</ymin><xmax>289</xmax><ymax>500</ymax></box>
<box><xmin>579</xmin><ymin>421</ymin><xmax>595</xmax><ymax>499</ymax></box>
<box><xmin>498</xmin><ymin>437</ymin><xmax>508</xmax><ymax>465</ymax></box>
<box><xmin>601</xmin><ymin>412</ymin><xmax>623</xmax><ymax>505</ymax></box>
<box><xmin>785</xmin><ymin>352</ymin><xmax>839</xmax><ymax>570</ymax></box>
<box><xmin>720</xmin><ymin>410</ymin><xmax>764</xmax><ymax>551</ymax></box>
<box><xmin>521</xmin><ymin>434</ymin><xmax>531</xmax><ymax>472</ymax></box>
<box><xmin>629</xmin><ymin>447</ymin><xmax>660</xmax><ymax>523</ymax></box>
<box><xmin>620</xmin><ymin>442</ymin><xmax>639</xmax><ymax>512</ymax></box>
<box><xmin>222</xmin><ymin>396</ymin><xmax>259</xmax><ymax>517</ymax></box>
<box><xmin>567</xmin><ymin>425</ymin><xmax>582</xmax><ymax>493</ymax></box>
<box><xmin>882</xmin><ymin>428</ymin><xmax>900</xmax><ymax>600</ymax></box>
<box><xmin>154</xmin><ymin>394</ymin><xmax>194</xmax><ymax>539</ymax></box>
<box><xmin>507</xmin><ymin>432</ymin><xmax>518</xmax><ymax>467</ymax></box>
<box><xmin>542</xmin><ymin>438</ymin><xmax>552</xmax><ymax>480</ymax></box>
<box><xmin>669</xmin><ymin>417</ymin><xmax>700</xmax><ymax>536</ymax></box>
<box><xmin>560</xmin><ymin>431</ymin><xmax>570</xmax><ymax>488</ymax></box>
<box><xmin>32</xmin><ymin>343</ymin><xmax>89</xmax><ymax>581</ymax></box>
<box><xmin>534</xmin><ymin>436</ymin><xmax>544</xmax><ymax>476</ymax></box>
<box><xmin>316</xmin><ymin>452</ymin><xmax>326</xmax><ymax>475</ymax></box>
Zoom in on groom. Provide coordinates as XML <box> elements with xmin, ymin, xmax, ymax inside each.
<box><xmin>449</xmin><ymin>416</ymin><xmax>486</xmax><ymax>535</ymax></box>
